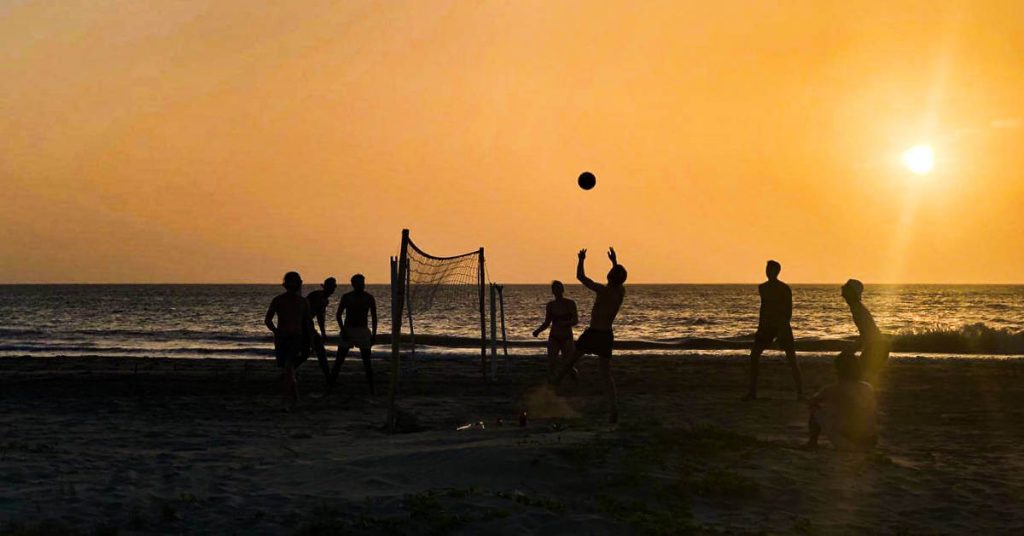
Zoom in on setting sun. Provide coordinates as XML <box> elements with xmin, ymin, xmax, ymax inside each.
<box><xmin>903</xmin><ymin>144</ymin><xmax>935</xmax><ymax>175</ymax></box>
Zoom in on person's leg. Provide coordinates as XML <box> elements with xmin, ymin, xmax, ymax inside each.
<box><xmin>314</xmin><ymin>333</ymin><xmax>330</xmax><ymax>379</ymax></box>
<box><xmin>552</xmin><ymin>347</ymin><xmax>584</xmax><ymax>386</ymax></box>
<box><xmin>328</xmin><ymin>345</ymin><xmax>349</xmax><ymax>394</ymax></box>
<box><xmin>562</xmin><ymin>338</ymin><xmax>579</xmax><ymax>382</ymax></box>
<box><xmin>804</xmin><ymin>410</ymin><xmax>821</xmax><ymax>449</ymax></box>
<box><xmin>546</xmin><ymin>337</ymin><xmax>560</xmax><ymax>375</ymax></box>
<box><xmin>284</xmin><ymin>361</ymin><xmax>298</xmax><ymax>409</ymax></box>
<box><xmin>599</xmin><ymin>355</ymin><xmax>617</xmax><ymax>423</ymax></box>
<box><xmin>781</xmin><ymin>328</ymin><xmax>803</xmax><ymax>400</ymax></box>
<box><xmin>784</xmin><ymin>348</ymin><xmax>804</xmax><ymax>400</ymax></box>
<box><xmin>360</xmin><ymin>347</ymin><xmax>374</xmax><ymax>395</ymax></box>
<box><xmin>744</xmin><ymin>341</ymin><xmax>767</xmax><ymax>400</ymax></box>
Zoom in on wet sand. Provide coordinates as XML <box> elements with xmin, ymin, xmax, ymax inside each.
<box><xmin>2</xmin><ymin>354</ymin><xmax>1023</xmax><ymax>534</ymax></box>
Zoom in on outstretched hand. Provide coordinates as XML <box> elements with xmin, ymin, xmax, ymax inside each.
<box><xmin>578</xmin><ymin>248</ymin><xmax>587</xmax><ymax>261</ymax></box>
<box><xmin>532</xmin><ymin>328</ymin><xmax>542</xmax><ymax>338</ymax></box>
<box><xmin>608</xmin><ymin>247</ymin><xmax>617</xmax><ymax>265</ymax></box>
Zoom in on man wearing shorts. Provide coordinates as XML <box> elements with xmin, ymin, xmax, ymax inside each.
<box><xmin>306</xmin><ymin>277</ymin><xmax>338</xmax><ymax>385</ymax></box>
<box><xmin>331</xmin><ymin>274</ymin><xmax>378</xmax><ymax>394</ymax></box>
<box><xmin>551</xmin><ymin>247</ymin><xmax>627</xmax><ymax>423</ymax></box>
<box><xmin>265</xmin><ymin>271</ymin><xmax>314</xmax><ymax>410</ymax></box>
<box><xmin>744</xmin><ymin>260</ymin><xmax>804</xmax><ymax>400</ymax></box>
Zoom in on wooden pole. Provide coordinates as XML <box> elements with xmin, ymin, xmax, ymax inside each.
<box><xmin>478</xmin><ymin>247</ymin><xmax>486</xmax><ymax>378</ymax></box>
<box><xmin>490</xmin><ymin>283</ymin><xmax>498</xmax><ymax>380</ymax></box>
<box><xmin>388</xmin><ymin>230</ymin><xmax>410</xmax><ymax>432</ymax></box>
<box><xmin>498</xmin><ymin>285</ymin><xmax>509</xmax><ymax>363</ymax></box>
<box><xmin>405</xmin><ymin>262</ymin><xmax>416</xmax><ymax>364</ymax></box>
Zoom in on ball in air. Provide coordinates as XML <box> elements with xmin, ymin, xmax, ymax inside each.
<box><xmin>577</xmin><ymin>171</ymin><xmax>596</xmax><ymax>190</ymax></box>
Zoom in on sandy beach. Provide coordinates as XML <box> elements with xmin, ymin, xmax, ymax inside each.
<box><xmin>2</xmin><ymin>354</ymin><xmax>1023</xmax><ymax>535</ymax></box>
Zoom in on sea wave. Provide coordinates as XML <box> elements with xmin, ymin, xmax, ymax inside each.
<box><xmin>1</xmin><ymin>323</ymin><xmax>1021</xmax><ymax>356</ymax></box>
<box><xmin>890</xmin><ymin>323</ymin><xmax>1024</xmax><ymax>355</ymax></box>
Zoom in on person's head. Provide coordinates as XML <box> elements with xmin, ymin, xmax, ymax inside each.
<box><xmin>351</xmin><ymin>274</ymin><xmax>366</xmax><ymax>291</ymax></box>
<box><xmin>282</xmin><ymin>271</ymin><xmax>302</xmax><ymax>293</ymax></box>
<box><xmin>323</xmin><ymin>277</ymin><xmax>337</xmax><ymax>296</ymax></box>
<box><xmin>841</xmin><ymin>279</ymin><xmax>864</xmax><ymax>304</ymax></box>
<box><xmin>607</xmin><ymin>265</ymin><xmax>628</xmax><ymax>287</ymax></box>
<box><xmin>551</xmin><ymin>280</ymin><xmax>565</xmax><ymax>298</ymax></box>
<box><xmin>835</xmin><ymin>349</ymin><xmax>861</xmax><ymax>382</ymax></box>
<box><xmin>765</xmin><ymin>260</ymin><xmax>781</xmax><ymax>280</ymax></box>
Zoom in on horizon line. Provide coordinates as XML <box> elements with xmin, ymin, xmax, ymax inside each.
<box><xmin>2</xmin><ymin>281</ymin><xmax>1024</xmax><ymax>286</ymax></box>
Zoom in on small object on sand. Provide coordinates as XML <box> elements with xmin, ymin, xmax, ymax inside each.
<box><xmin>519</xmin><ymin>411</ymin><xmax>528</xmax><ymax>427</ymax></box>
<box><xmin>456</xmin><ymin>421</ymin><xmax>486</xmax><ymax>431</ymax></box>
<box><xmin>495</xmin><ymin>417</ymin><xmax>504</xmax><ymax>426</ymax></box>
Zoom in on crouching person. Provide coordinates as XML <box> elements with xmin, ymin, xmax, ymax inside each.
<box><xmin>805</xmin><ymin>350</ymin><xmax>878</xmax><ymax>451</ymax></box>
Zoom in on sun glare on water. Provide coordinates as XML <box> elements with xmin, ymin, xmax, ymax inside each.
<box><xmin>902</xmin><ymin>144</ymin><xmax>935</xmax><ymax>175</ymax></box>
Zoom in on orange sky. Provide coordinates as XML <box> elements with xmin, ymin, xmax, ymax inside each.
<box><xmin>2</xmin><ymin>1</ymin><xmax>1022</xmax><ymax>284</ymax></box>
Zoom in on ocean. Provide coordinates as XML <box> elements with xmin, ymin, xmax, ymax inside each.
<box><xmin>1</xmin><ymin>284</ymin><xmax>1022</xmax><ymax>360</ymax></box>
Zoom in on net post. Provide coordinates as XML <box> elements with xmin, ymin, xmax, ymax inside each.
<box><xmin>478</xmin><ymin>247</ymin><xmax>486</xmax><ymax>378</ymax></box>
<box><xmin>388</xmin><ymin>230</ymin><xmax>410</xmax><ymax>432</ymax></box>
<box><xmin>405</xmin><ymin>262</ymin><xmax>416</xmax><ymax>365</ymax></box>
<box><xmin>497</xmin><ymin>285</ymin><xmax>509</xmax><ymax>363</ymax></box>
<box><xmin>490</xmin><ymin>283</ymin><xmax>498</xmax><ymax>380</ymax></box>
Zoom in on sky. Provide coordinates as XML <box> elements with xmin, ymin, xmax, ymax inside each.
<box><xmin>2</xmin><ymin>0</ymin><xmax>1023</xmax><ymax>284</ymax></box>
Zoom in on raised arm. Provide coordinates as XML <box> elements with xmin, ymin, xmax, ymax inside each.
<box><xmin>533</xmin><ymin>303</ymin><xmax>553</xmax><ymax>337</ymax></box>
<box><xmin>264</xmin><ymin>300</ymin><xmax>278</xmax><ymax>334</ymax></box>
<box><xmin>577</xmin><ymin>249</ymin><xmax>602</xmax><ymax>291</ymax></box>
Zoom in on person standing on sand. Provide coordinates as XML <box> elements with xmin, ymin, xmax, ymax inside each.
<box><xmin>532</xmin><ymin>280</ymin><xmax>579</xmax><ymax>376</ymax></box>
<box><xmin>331</xmin><ymin>274</ymin><xmax>378</xmax><ymax>395</ymax></box>
<box><xmin>551</xmin><ymin>248</ymin><xmax>627</xmax><ymax>423</ymax></box>
<box><xmin>306</xmin><ymin>277</ymin><xmax>338</xmax><ymax>384</ymax></box>
<box><xmin>744</xmin><ymin>260</ymin><xmax>804</xmax><ymax>401</ymax></box>
<box><xmin>265</xmin><ymin>271</ymin><xmax>314</xmax><ymax>410</ymax></box>
<box><xmin>842</xmin><ymin>279</ymin><xmax>890</xmax><ymax>382</ymax></box>
<box><xmin>804</xmin><ymin>349</ymin><xmax>878</xmax><ymax>451</ymax></box>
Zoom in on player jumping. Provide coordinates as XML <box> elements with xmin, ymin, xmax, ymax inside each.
<box><xmin>551</xmin><ymin>247</ymin><xmax>627</xmax><ymax>423</ymax></box>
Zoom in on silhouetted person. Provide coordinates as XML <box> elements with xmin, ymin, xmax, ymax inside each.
<box><xmin>532</xmin><ymin>280</ymin><xmax>579</xmax><ymax>375</ymax></box>
<box><xmin>265</xmin><ymin>271</ymin><xmax>313</xmax><ymax>410</ymax></box>
<box><xmin>744</xmin><ymin>260</ymin><xmax>804</xmax><ymax>400</ymax></box>
<box><xmin>331</xmin><ymin>274</ymin><xmax>378</xmax><ymax>394</ymax></box>
<box><xmin>551</xmin><ymin>248</ymin><xmax>626</xmax><ymax>423</ymax></box>
<box><xmin>842</xmin><ymin>279</ymin><xmax>890</xmax><ymax>382</ymax></box>
<box><xmin>306</xmin><ymin>277</ymin><xmax>338</xmax><ymax>383</ymax></box>
<box><xmin>804</xmin><ymin>350</ymin><xmax>878</xmax><ymax>451</ymax></box>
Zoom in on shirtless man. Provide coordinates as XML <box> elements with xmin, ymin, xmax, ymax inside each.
<box><xmin>551</xmin><ymin>248</ymin><xmax>627</xmax><ymax>423</ymax></box>
<box><xmin>331</xmin><ymin>274</ymin><xmax>378</xmax><ymax>394</ymax></box>
<box><xmin>842</xmin><ymin>279</ymin><xmax>890</xmax><ymax>382</ymax></box>
<box><xmin>305</xmin><ymin>277</ymin><xmax>338</xmax><ymax>384</ymax></box>
<box><xmin>265</xmin><ymin>271</ymin><xmax>314</xmax><ymax>410</ymax></box>
<box><xmin>532</xmin><ymin>280</ymin><xmax>579</xmax><ymax>375</ymax></box>
<box><xmin>805</xmin><ymin>349</ymin><xmax>878</xmax><ymax>451</ymax></box>
<box><xmin>744</xmin><ymin>260</ymin><xmax>804</xmax><ymax>400</ymax></box>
